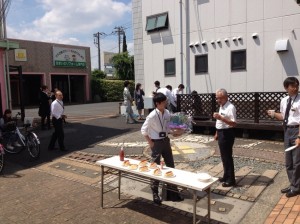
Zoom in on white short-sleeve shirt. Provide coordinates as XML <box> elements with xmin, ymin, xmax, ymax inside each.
<box><xmin>215</xmin><ymin>101</ymin><xmax>237</xmax><ymax>129</ymax></box>
<box><xmin>280</xmin><ymin>94</ymin><xmax>300</xmax><ymax>126</ymax></box>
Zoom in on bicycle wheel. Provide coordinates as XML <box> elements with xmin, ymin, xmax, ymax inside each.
<box><xmin>0</xmin><ymin>146</ymin><xmax>4</xmax><ymax>174</ymax></box>
<box><xmin>2</xmin><ymin>132</ymin><xmax>23</xmax><ymax>154</ymax></box>
<box><xmin>26</xmin><ymin>132</ymin><xmax>40</xmax><ymax>159</ymax></box>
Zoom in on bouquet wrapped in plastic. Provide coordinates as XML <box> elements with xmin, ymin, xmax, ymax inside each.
<box><xmin>168</xmin><ymin>112</ymin><xmax>193</xmax><ymax>135</ymax></box>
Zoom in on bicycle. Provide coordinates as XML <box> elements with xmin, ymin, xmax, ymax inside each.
<box><xmin>1</xmin><ymin>112</ymin><xmax>40</xmax><ymax>160</ymax></box>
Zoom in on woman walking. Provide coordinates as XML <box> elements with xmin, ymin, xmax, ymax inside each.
<box><xmin>134</xmin><ymin>83</ymin><xmax>145</xmax><ymax>120</ymax></box>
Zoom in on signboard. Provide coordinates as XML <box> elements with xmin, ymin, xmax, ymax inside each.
<box><xmin>53</xmin><ymin>46</ymin><xmax>86</xmax><ymax>68</ymax></box>
<box><xmin>15</xmin><ymin>49</ymin><xmax>27</xmax><ymax>61</ymax></box>
<box><xmin>103</xmin><ymin>51</ymin><xmax>117</xmax><ymax>65</ymax></box>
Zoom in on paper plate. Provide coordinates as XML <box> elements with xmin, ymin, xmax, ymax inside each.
<box><xmin>197</xmin><ymin>173</ymin><xmax>212</xmax><ymax>182</ymax></box>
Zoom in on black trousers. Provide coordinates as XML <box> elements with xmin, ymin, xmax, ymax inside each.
<box><xmin>151</xmin><ymin>137</ymin><xmax>174</xmax><ymax>193</ymax></box>
<box><xmin>48</xmin><ymin>117</ymin><xmax>65</xmax><ymax>150</ymax></box>
<box><xmin>150</xmin><ymin>137</ymin><xmax>180</xmax><ymax>201</ymax></box>
<box><xmin>217</xmin><ymin>128</ymin><xmax>235</xmax><ymax>183</ymax></box>
<box><xmin>41</xmin><ymin>114</ymin><xmax>50</xmax><ymax>129</ymax></box>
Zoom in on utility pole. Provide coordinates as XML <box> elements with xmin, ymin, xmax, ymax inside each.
<box><xmin>93</xmin><ymin>32</ymin><xmax>105</xmax><ymax>71</ymax></box>
<box><xmin>113</xmin><ymin>26</ymin><xmax>125</xmax><ymax>53</ymax></box>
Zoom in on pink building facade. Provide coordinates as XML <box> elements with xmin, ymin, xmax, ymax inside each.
<box><xmin>7</xmin><ymin>39</ymin><xmax>91</xmax><ymax>108</ymax></box>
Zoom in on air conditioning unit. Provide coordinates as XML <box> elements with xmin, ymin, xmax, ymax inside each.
<box><xmin>275</xmin><ymin>39</ymin><xmax>289</xmax><ymax>52</ymax></box>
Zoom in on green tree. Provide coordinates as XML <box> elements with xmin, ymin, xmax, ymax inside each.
<box><xmin>111</xmin><ymin>52</ymin><xmax>134</xmax><ymax>80</ymax></box>
<box><xmin>92</xmin><ymin>69</ymin><xmax>106</xmax><ymax>79</ymax></box>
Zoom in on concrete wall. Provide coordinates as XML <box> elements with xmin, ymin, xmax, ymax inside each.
<box><xmin>134</xmin><ymin>0</ymin><xmax>300</xmax><ymax>95</ymax></box>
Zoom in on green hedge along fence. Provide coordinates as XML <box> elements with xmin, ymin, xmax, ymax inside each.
<box><xmin>91</xmin><ymin>79</ymin><xmax>135</xmax><ymax>102</ymax></box>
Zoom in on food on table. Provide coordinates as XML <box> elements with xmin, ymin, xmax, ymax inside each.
<box><xmin>153</xmin><ymin>168</ymin><xmax>162</xmax><ymax>176</ymax></box>
<box><xmin>139</xmin><ymin>159</ymin><xmax>148</xmax><ymax>166</ymax></box>
<box><xmin>139</xmin><ymin>166</ymin><xmax>149</xmax><ymax>172</ymax></box>
<box><xmin>122</xmin><ymin>160</ymin><xmax>130</xmax><ymax>167</ymax></box>
<box><xmin>149</xmin><ymin>162</ymin><xmax>157</xmax><ymax>169</ymax></box>
<box><xmin>164</xmin><ymin>171</ymin><xmax>174</xmax><ymax>178</ymax></box>
<box><xmin>129</xmin><ymin>164</ymin><xmax>138</xmax><ymax>170</ymax></box>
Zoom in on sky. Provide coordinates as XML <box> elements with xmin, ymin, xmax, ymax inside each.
<box><xmin>6</xmin><ymin>0</ymin><xmax>133</xmax><ymax>69</ymax></box>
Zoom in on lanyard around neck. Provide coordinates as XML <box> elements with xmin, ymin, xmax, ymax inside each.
<box><xmin>155</xmin><ymin>109</ymin><xmax>164</xmax><ymax>131</ymax></box>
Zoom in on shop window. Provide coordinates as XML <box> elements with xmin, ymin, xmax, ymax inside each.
<box><xmin>146</xmin><ymin>13</ymin><xmax>168</xmax><ymax>32</ymax></box>
<box><xmin>195</xmin><ymin>55</ymin><xmax>208</xmax><ymax>74</ymax></box>
<box><xmin>164</xmin><ymin>58</ymin><xmax>175</xmax><ymax>76</ymax></box>
<box><xmin>231</xmin><ymin>50</ymin><xmax>246</xmax><ymax>70</ymax></box>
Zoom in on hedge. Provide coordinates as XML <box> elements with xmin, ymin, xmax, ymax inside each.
<box><xmin>91</xmin><ymin>79</ymin><xmax>135</xmax><ymax>102</ymax></box>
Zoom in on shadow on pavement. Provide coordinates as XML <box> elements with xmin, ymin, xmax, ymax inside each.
<box><xmin>2</xmin><ymin>116</ymin><xmax>142</xmax><ymax>175</ymax></box>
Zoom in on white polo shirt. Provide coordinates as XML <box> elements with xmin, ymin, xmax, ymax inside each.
<box><xmin>215</xmin><ymin>101</ymin><xmax>237</xmax><ymax>129</ymax></box>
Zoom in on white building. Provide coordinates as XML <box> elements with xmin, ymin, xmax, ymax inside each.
<box><xmin>101</xmin><ymin>51</ymin><xmax>117</xmax><ymax>77</ymax></box>
<box><xmin>132</xmin><ymin>0</ymin><xmax>300</xmax><ymax>95</ymax></box>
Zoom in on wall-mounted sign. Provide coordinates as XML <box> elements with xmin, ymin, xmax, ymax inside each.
<box><xmin>15</xmin><ymin>49</ymin><xmax>27</xmax><ymax>61</ymax></box>
<box><xmin>53</xmin><ymin>46</ymin><xmax>86</xmax><ymax>68</ymax></box>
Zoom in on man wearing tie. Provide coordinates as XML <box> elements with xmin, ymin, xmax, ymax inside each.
<box><xmin>267</xmin><ymin>77</ymin><xmax>300</xmax><ymax>197</ymax></box>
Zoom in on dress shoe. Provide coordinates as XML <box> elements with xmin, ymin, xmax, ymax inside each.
<box><xmin>222</xmin><ymin>182</ymin><xmax>236</xmax><ymax>187</ymax></box>
<box><xmin>281</xmin><ymin>187</ymin><xmax>291</xmax><ymax>194</ymax></box>
<box><xmin>286</xmin><ymin>190</ymin><xmax>300</xmax><ymax>198</ymax></box>
<box><xmin>60</xmin><ymin>148</ymin><xmax>69</xmax><ymax>151</ymax></box>
<box><xmin>218</xmin><ymin>177</ymin><xmax>226</xmax><ymax>182</ymax></box>
<box><xmin>48</xmin><ymin>147</ymin><xmax>58</xmax><ymax>151</ymax></box>
<box><xmin>153</xmin><ymin>193</ymin><xmax>162</xmax><ymax>205</ymax></box>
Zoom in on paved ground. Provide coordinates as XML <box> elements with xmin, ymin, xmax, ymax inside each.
<box><xmin>0</xmin><ymin>102</ymin><xmax>298</xmax><ymax>223</ymax></box>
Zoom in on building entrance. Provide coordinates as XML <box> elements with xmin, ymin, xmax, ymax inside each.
<box><xmin>10</xmin><ymin>74</ymin><xmax>42</xmax><ymax>107</ymax></box>
<box><xmin>51</xmin><ymin>75</ymin><xmax>85</xmax><ymax>104</ymax></box>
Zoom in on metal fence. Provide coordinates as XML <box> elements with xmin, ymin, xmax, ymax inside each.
<box><xmin>177</xmin><ymin>92</ymin><xmax>287</xmax><ymax>123</ymax></box>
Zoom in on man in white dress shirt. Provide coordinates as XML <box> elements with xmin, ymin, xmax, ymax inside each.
<box><xmin>267</xmin><ymin>77</ymin><xmax>300</xmax><ymax>197</ymax></box>
<box><xmin>213</xmin><ymin>88</ymin><xmax>237</xmax><ymax>187</ymax></box>
<box><xmin>48</xmin><ymin>91</ymin><xmax>67</xmax><ymax>151</ymax></box>
<box><xmin>141</xmin><ymin>93</ymin><xmax>184</xmax><ymax>205</ymax></box>
<box><xmin>172</xmin><ymin>84</ymin><xmax>185</xmax><ymax>102</ymax></box>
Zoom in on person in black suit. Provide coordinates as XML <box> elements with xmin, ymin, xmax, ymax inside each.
<box><xmin>38</xmin><ymin>85</ymin><xmax>51</xmax><ymax>130</ymax></box>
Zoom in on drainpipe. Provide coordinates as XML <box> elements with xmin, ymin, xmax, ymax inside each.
<box><xmin>179</xmin><ymin>0</ymin><xmax>184</xmax><ymax>89</ymax></box>
<box><xmin>185</xmin><ymin>0</ymin><xmax>191</xmax><ymax>93</ymax></box>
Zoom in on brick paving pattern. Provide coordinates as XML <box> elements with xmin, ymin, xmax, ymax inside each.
<box><xmin>264</xmin><ymin>195</ymin><xmax>300</xmax><ymax>224</ymax></box>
